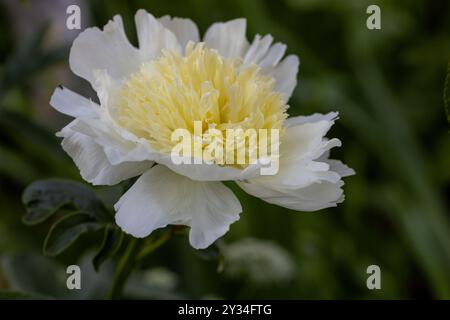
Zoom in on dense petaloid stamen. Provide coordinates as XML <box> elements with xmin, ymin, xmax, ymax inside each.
<box><xmin>114</xmin><ymin>42</ymin><xmax>288</xmax><ymax>166</ymax></box>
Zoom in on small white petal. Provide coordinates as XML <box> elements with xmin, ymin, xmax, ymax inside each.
<box><xmin>243</xmin><ymin>34</ymin><xmax>274</xmax><ymax>65</ymax></box>
<box><xmin>267</xmin><ymin>54</ymin><xmax>300</xmax><ymax>100</ymax></box>
<box><xmin>59</xmin><ymin>122</ymin><xmax>153</xmax><ymax>185</ymax></box>
<box><xmin>203</xmin><ymin>18</ymin><xmax>249</xmax><ymax>58</ymax></box>
<box><xmin>50</xmin><ymin>86</ymin><xmax>98</xmax><ymax>118</ymax></box>
<box><xmin>63</xmin><ymin>117</ymin><xmax>158</xmax><ymax>165</ymax></box>
<box><xmin>281</xmin><ymin>119</ymin><xmax>340</xmax><ymax>165</ymax></box>
<box><xmin>245</xmin><ymin>35</ymin><xmax>299</xmax><ymax>99</ymax></box>
<box><xmin>285</xmin><ymin>111</ymin><xmax>339</xmax><ymax>128</ymax></box>
<box><xmin>92</xmin><ymin>69</ymin><xmax>118</xmax><ymax>107</ymax></box>
<box><xmin>158</xmin><ymin>15</ymin><xmax>200</xmax><ymax>50</ymax></box>
<box><xmin>135</xmin><ymin>9</ymin><xmax>181</xmax><ymax>61</ymax></box>
<box><xmin>261</xmin><ymin>159</ymin><xmax>341</xmax><ymax>190</ymax></box>
<box><xmin>115</xmin><ymin>165</ymin><xmax>242</xmax><ymax>249</ymax></box>
<box><xmin>258</xmin><ymin>42</ymin><xmax>287</xmax><ymax>70</ymax></box>
<box><xmin>69</xmin><ymin>15</ymin><xmax>141</xmax><ymax>84</ymax></box>
<box><xmin>326</xmin><ymin>159</ymin><xmax>355</xmax><ymax>177</ymax></box>
<box><xmin>238</xmin><ymin>179</ymin><xmax>345</xmax><ymax>211</ymax></box>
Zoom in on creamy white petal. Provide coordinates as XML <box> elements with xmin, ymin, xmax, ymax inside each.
<box><xmin>259</xmin><ymin>158</ymin><xmax>341</xmax><ymax>190</ymax></box>
<box><xmin>59</xmin><ymin>121</ymin><xmax>153</xmax><ymax>185</ymax></box>
<box><xmin>243</xmin><ymin>34</ymin><xmax>274</xmax><ymax>66</ymax></box>
<box><xmin>237</xmin><ymin>179</ymin><xmax>345</xmax><ymax>211</ymax></box>
<box><xmin>258</xmin><ymin>42</ymin><xmax>287</xmax><ymax>70</ymax></box>
<box><xmin>267</xmin><ymin>54</ymin><xmax>299</xmax><ymax>99</ymax></box>
<box><xmin>251</xmin><ymin>146</ymin><xmax>342</xmax><ymax>191</ymax></box>
<box><xmin>69</xmin><ymin>15</ymin><xmax>141</xmax><ymax>84</ymax></box>
<box><xmin>50</xmin><ymin>86</ymin><xmax>98</xmax><ymax>118</ymax></box>
<box><xmin>203</xmin><ymin>18</ymin><xmax>249</xmax><ymax>58</ymax></box>
<box><xmin>135</xmin><ymin>9</ymin><xmax>181</xmax><ymax>61</ymax></box>
<box><xmin>245</xmin><ymin>35</ymin><xmax>288</xmax><ymax>69</ymax></box>
<box><xmin>285</xmin><ymin>111</ymin><xmax>339</xmax><ymax>128</ymax></box>
<box><xmin>92</xmin><ymin>69</ymin><xmax>118</xmax><ymax>107</ymax></box>
<box><xmin>325</xmin><ymin>159</ymin><xmax>355</xmax><ymax>177</ymax></box>
<box><xmin>158</xmin><ymin>15</ymin><xmax>200</xmax><ymax>50</ymax></box>
<box><xmin>63</xmin><ymin>117</ymin><xmax>159</xmax><ymax>165</ymax></box>
<box><xmin>115</xmin><ymin>165</ymin><xmax>190</xmax><ymax>238</ymax></box>
<box><xmin>188</xmin><ymin>179</ymin><xmax>242</xmax><ymax>249</ymax></box>
<box><xmin>115</xmin><ymin>165</ymin><xmax>242</xmax><ymax>249</ymax></box>
<box><xmin>281</xmin><ymin>119</ymin><xmax>340</xmax><ymax>166</ymax></box>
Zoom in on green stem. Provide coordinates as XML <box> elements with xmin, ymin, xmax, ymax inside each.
<box><xmin>135</xmin><ymin>231</ymin><xmax>172</xmax><ymax>261</ymax></box>
<box><xmin>108</xmin><ymin>237</ymin><xmax>139</xmax><ymax>300</ymax></box>
<box><xmin>108</xmin><ymin>230</ymin><xmax>173</xmax><ymax>300</ymax></box>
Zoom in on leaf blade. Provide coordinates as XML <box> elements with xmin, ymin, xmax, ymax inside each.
<box><xmin>22</xmin><ymin>178</ymin><xmax>109</xmax><ymax>225</ymax></box>
<box><xmin>93</xmin><ymin>225</ymin><xmax>124</xmax><ymax>272</ymax></box>
<box><xmin>43</xmin><ymin>211</ymin><xmax>103</xmax><ymax>256</ymax></box>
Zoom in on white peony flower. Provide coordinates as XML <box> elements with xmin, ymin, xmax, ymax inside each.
<box><xmin>50</xmin><ymin>9</ymin><xmax>354</xmax><ymax>249</ymax></box>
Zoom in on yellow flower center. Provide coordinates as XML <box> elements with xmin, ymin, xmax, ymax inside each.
<box><xmin>114</xmin><ymin>42</ymin><xmax>287</xmax><ymax>166</ymax></box>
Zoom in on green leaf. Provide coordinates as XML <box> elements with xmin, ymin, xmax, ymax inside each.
<box><xmin>22</xmin><ymin>178</ymin><xmax>109</xmax><ymax>225</ymax></box>
<box><xmin>43</xmin><ymin>212</ymin><xmax>103</xmax><ymax>256</ymax></box>
<box><xmin>93</xmin><ymin>225</ymin><xmax>124</xmax><ymax>272</ymax></box>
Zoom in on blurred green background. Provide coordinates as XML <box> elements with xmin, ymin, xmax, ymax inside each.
<box><xmin>0</xmin><ymin>0</ymin><xmax>449</xmax><ymax>299</ymax></box>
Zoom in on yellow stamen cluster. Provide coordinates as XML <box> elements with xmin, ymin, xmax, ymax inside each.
<box><xmin>114</xmin><ymin>42</ymin><xmax>287</xmax><ymax>166</ymax></box>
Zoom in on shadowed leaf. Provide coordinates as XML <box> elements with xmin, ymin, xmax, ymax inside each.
<box><xmin>22</xmin><ymin>179</ymin><xmax>109</xmax><ymax>225</ymax></box>
<box><xmin>93</xmin><ymin>225</ymin><xmax>124</xmax><ymax>272</ymax></box>
<box><xmin>43</xmin><ymin>211</ymin><xmax>103</xmax><ymax>256</ymax></box>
